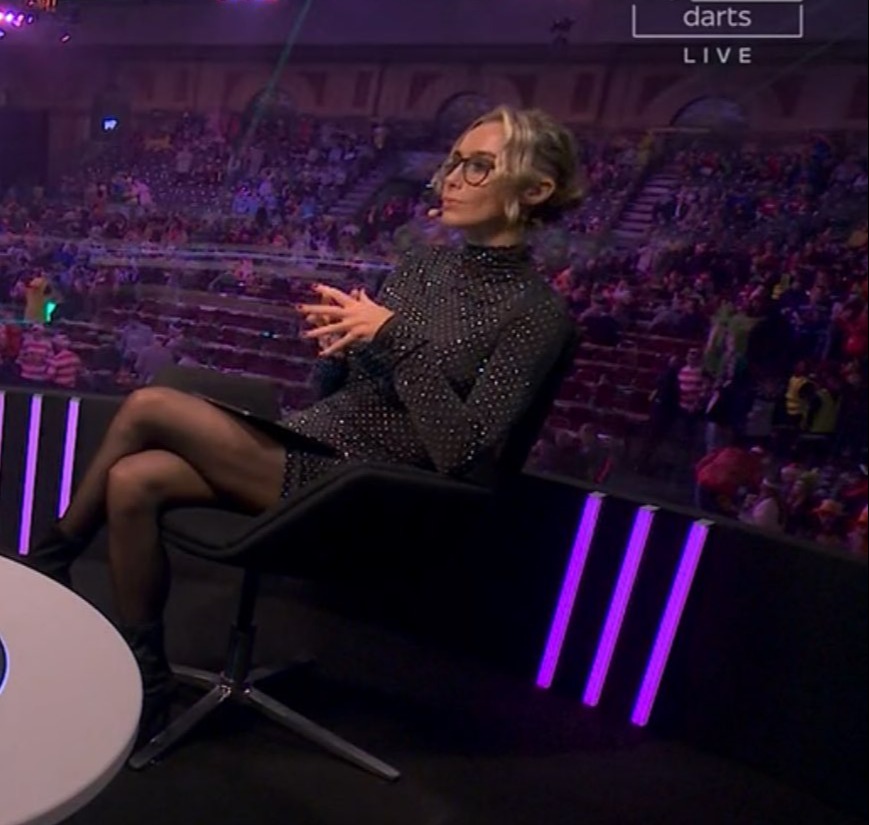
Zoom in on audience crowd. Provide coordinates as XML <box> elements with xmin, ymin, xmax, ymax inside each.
<box><xmin>1</xmin><ymin>113</ymin><xmax>866</xmax><ymax>556</ymax></box>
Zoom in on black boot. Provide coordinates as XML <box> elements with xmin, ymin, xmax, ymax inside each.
<box><xmin>120</xmin><ymin>621</ymin><xmax>178</xmax><ymax>759</ymax></box>
<box><xmin>21</xmin><ymin>523</ymin><xmax>88</xmax><ymax>588</ymax></box>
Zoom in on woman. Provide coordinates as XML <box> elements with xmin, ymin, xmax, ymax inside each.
<box><xmin>20</xmin><ymin>105</ymin><xmax>580</xmax><ymax>744</ymax></box>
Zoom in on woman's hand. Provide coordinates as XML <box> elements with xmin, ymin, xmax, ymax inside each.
<box><xmin>297</xmin><ymin>284</ymin><xmax>395</xmax><ymax>358</ymax></box>
<box><xmin>300</xmin><ymin>287</ymin><xmax>359</xmax><ymax>359</ymax></box>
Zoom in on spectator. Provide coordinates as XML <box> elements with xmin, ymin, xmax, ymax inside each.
<box><xmin>576</xmin><ymin>423</ymin><xmax>613</xmax><ymax>484</ymax></box>
<box><xmin>46</xmin><ymin>334</ymin><xmax>83</xmax><ymax>389</ymax></box>
<box><xmin>740</xmin><ymin>477</ymin><xmax>784</xmax><ymax>531</ymax></box>
<box><xmin>16</xmin><ymin>325</ymin><xmax>53</xmax><ymax>384</ymax></box>
<box><xmin>678</xmin><ymin>348</ymin><xmax>708</xmax><ymax>447</ymax></box>
<box><xmin>135</xmin><ymin>335</ymin><xmax>175</xmax><ymax>385</ymax></box>
<box><xmin>637</xmin><ymin>355</ymin><xmax>681</xmax><ymax>472</ymax></box>
<box><xmin>811</xmin><ymin>498</ymin><xmax>847</xmax><ymax>548</ymax></box>
<box><xmin>695</xmin><ymin>441</ymin><xmax>764</xmax><ymax>517</ymax></box>
<box><xmin>580</xmin><ymin>299</ymin><xmax>621</xmax><ymax>347</ymax></box>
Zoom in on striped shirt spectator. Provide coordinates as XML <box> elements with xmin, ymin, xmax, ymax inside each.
<box><xmin>678</xmin><ymin>349</ymin><xmax>706</xmax><ymax>414</ymax></box>
<box><xmin>46</xmin><ymin>336</ymin><xmax>83</xmax><ymax>389</ymax></box>
<box><xmin>16</xmin><ymin>329</ymin><xmax>53</xmax><ymax>383</ymax></box>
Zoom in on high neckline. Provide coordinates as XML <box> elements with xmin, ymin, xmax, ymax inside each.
<box><xmin>461</xmin><ymin>243</ymin><xmax>531</xmax><ymax>266</ymax></box>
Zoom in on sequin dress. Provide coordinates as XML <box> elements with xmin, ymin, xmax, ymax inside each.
<box><xmin>276</xmin><ymin>242</ymin><xmax>572</xmax><ymax>492</ymax></box>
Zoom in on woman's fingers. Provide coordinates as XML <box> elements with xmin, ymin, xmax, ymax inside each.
<box><xmin>312</xmin><ymin>284</ymin><xmax>352</xmax><ymax>305</ymax></box>
<box><xmin>318</xmin><ymin>330</ymin><xmax>359</xmax><ymax>358</ymax></box>
<box><xmin>297</xmin><ymin>302</ymin><xmax>349</xmax><ymax>317</ymax></box>
<box><xmin>304</xmin><ymin>320</ymin><xmax>350</xmax><ymax>338</ymax></box>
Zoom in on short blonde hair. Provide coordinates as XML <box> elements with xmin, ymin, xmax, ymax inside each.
<box><xmin>432</xmin><ymin>105</ymin><xmax>583</xmax><ymax>226</ymax></box>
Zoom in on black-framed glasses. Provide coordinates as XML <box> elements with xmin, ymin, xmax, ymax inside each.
<box><xmin>437</xmin><ymin>153</ymin><xmax>496</xmax><ymax>187</ymax></box>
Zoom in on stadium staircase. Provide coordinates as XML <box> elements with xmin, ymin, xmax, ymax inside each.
<box><xmin>611</xmin><ymin>164</ymin><xmax>680</xmax><ymax>246</ymax></box>
<box><xmin>329</xmin><ymin>166</ymin><xmax>394</xmax><ymax>221</ymax></box>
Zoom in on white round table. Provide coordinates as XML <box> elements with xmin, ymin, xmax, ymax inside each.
<box><xmin>0</xmin><ymin>556</ymin><xmax>142</xmax><ymax>825</ymax></box>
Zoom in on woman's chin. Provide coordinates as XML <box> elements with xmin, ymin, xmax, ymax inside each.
<box><xmin>438</xmin><ymin>212</ymin><xmax>464</xmax><ymax>227</ymax></box>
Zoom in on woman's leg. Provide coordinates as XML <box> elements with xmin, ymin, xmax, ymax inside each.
<box><xmin>106</xmin><ymin>449</ymin><xmax>217</xmax><ymax>625</ymax></box>
<box><xmin>58</xmin><ymin>386</ymin><xmax>286</xmax><ymax>543</ymax></box>
<box><xmin>102</xmin><ymin>439</ymin><xmax>286</xmax><ymax>750</ymax></box>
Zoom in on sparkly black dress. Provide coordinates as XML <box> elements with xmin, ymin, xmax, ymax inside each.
<box><xmin>276</xmin><ymin>242</ymin><xmax>572</xmax><ymax>492</ymax></box>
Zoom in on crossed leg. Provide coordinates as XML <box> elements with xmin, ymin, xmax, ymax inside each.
<box><xmin>57</xmin><ymin>386</ymin><xmax>287</xmax><ymax>623</ymax></box>
<box><xmin>106</xmin><ymin>450</ymin><xmax>214</xmax><ymax>624</ymax></box>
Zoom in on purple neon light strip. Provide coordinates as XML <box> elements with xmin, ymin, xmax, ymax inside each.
<box><xmin>536</xmin><ymin>492</ymin><xmax>605</xmax><ymax>689</ymax></box>
<box><xmin>18</xmin><ymin>394</ymin><xmax>44</xmax><ymax>556</ymax></box>
<box><xmin>631</xmin><ymin>519</ymin><xmax>711</xmax><ymax>727</ymax></box>
<box><xmin>582</xmin><ymin>505</ymin><xmax>657</xmax><ymax>707</ymax></box>
<box><xmin>58</xmin><ymin>398</ymin><xmax>81</xmax><ymax>518</ymax></box>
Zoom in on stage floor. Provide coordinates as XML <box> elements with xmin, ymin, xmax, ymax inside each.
<box><xmin>21</xmin><ymin>554</ymin><xmax>863</xmax><ymax>825</ymax></box>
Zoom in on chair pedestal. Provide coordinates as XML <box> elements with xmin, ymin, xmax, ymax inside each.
<box><xmin>127</xmin><ymin>573</ymin><xmax>401</xmax><ymax>781</ymax></box>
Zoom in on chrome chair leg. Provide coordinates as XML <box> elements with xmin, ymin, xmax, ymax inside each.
<box><xmin>246</xmin><ymin>686</ymin><xmax>401</xmax><ymax>782</ymax></box>
<box><xmin>172</xmin><ymin>664</ymin><xmax>223</xmax><ymax>691</ymax></box>
<box><xmin>128</xmin><ymin>685</ymin><xmax>233</xmax><ymax>770</ymax></box>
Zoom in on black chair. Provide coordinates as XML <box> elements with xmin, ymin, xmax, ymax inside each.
<box><xmin>130</xmin><ymin>328</ymin><xmax>579</xmax><ymax>778</ymax></box>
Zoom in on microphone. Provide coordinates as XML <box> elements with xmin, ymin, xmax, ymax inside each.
<box><xmin>423</xmin><ymin>183</ymin><xmax>442</xmax><ymax>220</ymax></box>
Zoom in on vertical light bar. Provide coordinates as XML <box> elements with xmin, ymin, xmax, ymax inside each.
<box><xmin>583</xmin><ymin>505</ymin><xmax>657</xmax><ymax>707</ymax></box>
<box><xmin>18</xmin><ymin>394</ymin><xmax>44</xmax><ymax>556</ymax></box>
<box><xmin>631</xmin><ymin>519</ymin><xmax>711</xmax><ymax>727</ymax></box>
<box><xmin>536</xmin><ymin>492</ymin><xmax>605</xmax><ymax>689</ymax></box>
<box><xmin>58</xmin><ymin>397</ymin><xmax>81</xmax><ymax>517</ymax></box>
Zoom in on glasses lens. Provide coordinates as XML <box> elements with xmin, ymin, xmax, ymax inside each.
<box><xmin>439</xmin><ymin>157</ymin><xmax>462</xmax><ymax>180</ymax></box>
<box><xmin>463</xmin><ymin>157</ymin><xmax>493</xmax><ymax>186</ymax></box>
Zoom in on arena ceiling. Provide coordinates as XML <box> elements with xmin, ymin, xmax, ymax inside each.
<box><xmin>11</xmin><ymin>0</ymin><xmax>869</xmax><ymax>48</ymax></box>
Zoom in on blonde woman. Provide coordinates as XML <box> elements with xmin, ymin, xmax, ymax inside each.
<box><xmin>19</xmin><ymin>106</ymin><xmax>582</xmax><ymax>746</ymax></box>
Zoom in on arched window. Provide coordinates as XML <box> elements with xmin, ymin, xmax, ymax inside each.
<box><xmin>436</xmin><ymin>92</ymin><xmax>492</xmax><ymax>143</ymax></box>
<box><xmin>671</xmin><ymin>96</ymin><xmax>748</xmax><ymax>132</ymax></box>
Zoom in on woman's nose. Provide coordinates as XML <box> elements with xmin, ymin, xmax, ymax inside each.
<box><xmin>443</xmin><ymin>163</ymin><xmax>464</xmax><ymax>188</ymax></box>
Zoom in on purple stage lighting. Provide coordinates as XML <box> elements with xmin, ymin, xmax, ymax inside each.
<box><xmin>58</xmin><ymin>398</ymin><xmax>80</xmax><ymax>518</ymax></box>
<box><xmin>583</xmin><ymin>505</ymin><xmax>657</xmax><ymax>708</ymax></box>
<box><xmin>536</xmin><ymin>492</ymin><xmax>605</xmax><ymax>690</ymax></box>
<box><xmin>631</xmin><ymin>519</ymin><xmax>711</xmax><ymax>727</ymax></box>
<box><xmin>18</xmin><ymin>395</ymin><xmax>44</xmax><ymax>556</ymax></box>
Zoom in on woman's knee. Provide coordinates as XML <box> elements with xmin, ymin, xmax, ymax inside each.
<box><xmin>106</xmin><ymin>455</ymin><xmax>165</xmax><ymax>517</ymax></box>
<box><xmin>123</xmin><ymin>386</ymin><xmax>179</xmax><ymax>421</ymax></box>
<box><xmin>116</xmin><ymin>386</ymin><xmax>183</xmax><ymax>438</ymax></box>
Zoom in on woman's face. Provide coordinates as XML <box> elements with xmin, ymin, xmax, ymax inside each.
<box><xmin>437</xmin><ymin>121</ymin><xmax>520</xmax><ymax>239</ymax></box>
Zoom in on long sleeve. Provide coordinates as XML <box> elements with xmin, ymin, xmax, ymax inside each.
<box><xmin>278</xmin><ymin>243</ymin><xmax>572</xmax><ymax>483</ymax></box>
<box><xmin>308</xmin><ymin>355</ymin><xmax>349</xmax><ymax>400</ymax></box>
<box><xmin>359</xmin><ymin>294</ymin><xmax>569</xmax><ymax>477</ymax></box>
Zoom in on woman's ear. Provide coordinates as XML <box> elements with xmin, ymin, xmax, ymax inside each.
<box><xmin>521</xmin><ymin>177</ymin><xmax>556</xmax><ymax>208</ymax></box>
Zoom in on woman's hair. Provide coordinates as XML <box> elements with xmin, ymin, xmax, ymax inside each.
<box><xmin>433</xmin><ymin>104</ymin><xmax>584</xmax><ymax>226</ymax></box>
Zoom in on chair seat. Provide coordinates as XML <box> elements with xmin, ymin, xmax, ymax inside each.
<box><xmin>162</xmin><ymin>507</ymin><xmax>257</xmax><ymax>558</ymax></box>
<box><xmin>160</xmin><ymin>461</ymin><xmax>494</xmax><ymax>576</ymax></box>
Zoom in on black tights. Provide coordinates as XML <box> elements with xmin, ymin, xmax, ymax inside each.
<box><xmin>58</xmin><ymin>387</ymin><xmax>286</xmax><ymax>624</ymax></box>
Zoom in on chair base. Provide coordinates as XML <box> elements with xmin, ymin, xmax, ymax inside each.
<box><xmin>128</xmin><ymin>659</ymin><xmax>401</xmax><ymax>782</ymax></box>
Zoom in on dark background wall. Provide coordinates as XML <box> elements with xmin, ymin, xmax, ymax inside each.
<box><xmin>0</xmin><ymin>109</ymin><xmax>50</xmax><ymax>189</ymax></box>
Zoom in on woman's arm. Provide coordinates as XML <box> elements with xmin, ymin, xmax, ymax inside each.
<box><xmin>309</xmin><ymin>356</ymin><xmax>349</xmax><ymax>400</ymax></box>
<box><xmin>357</xmin><ymin>293</ymin><xmax>571</xmax><ymax>477</ymax></box>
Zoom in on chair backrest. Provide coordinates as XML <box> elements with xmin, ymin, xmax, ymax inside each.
<box><xmin>469</xmin><ymin>320</ymin><xmax>579</xmax><ymax>487</ymax></box>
